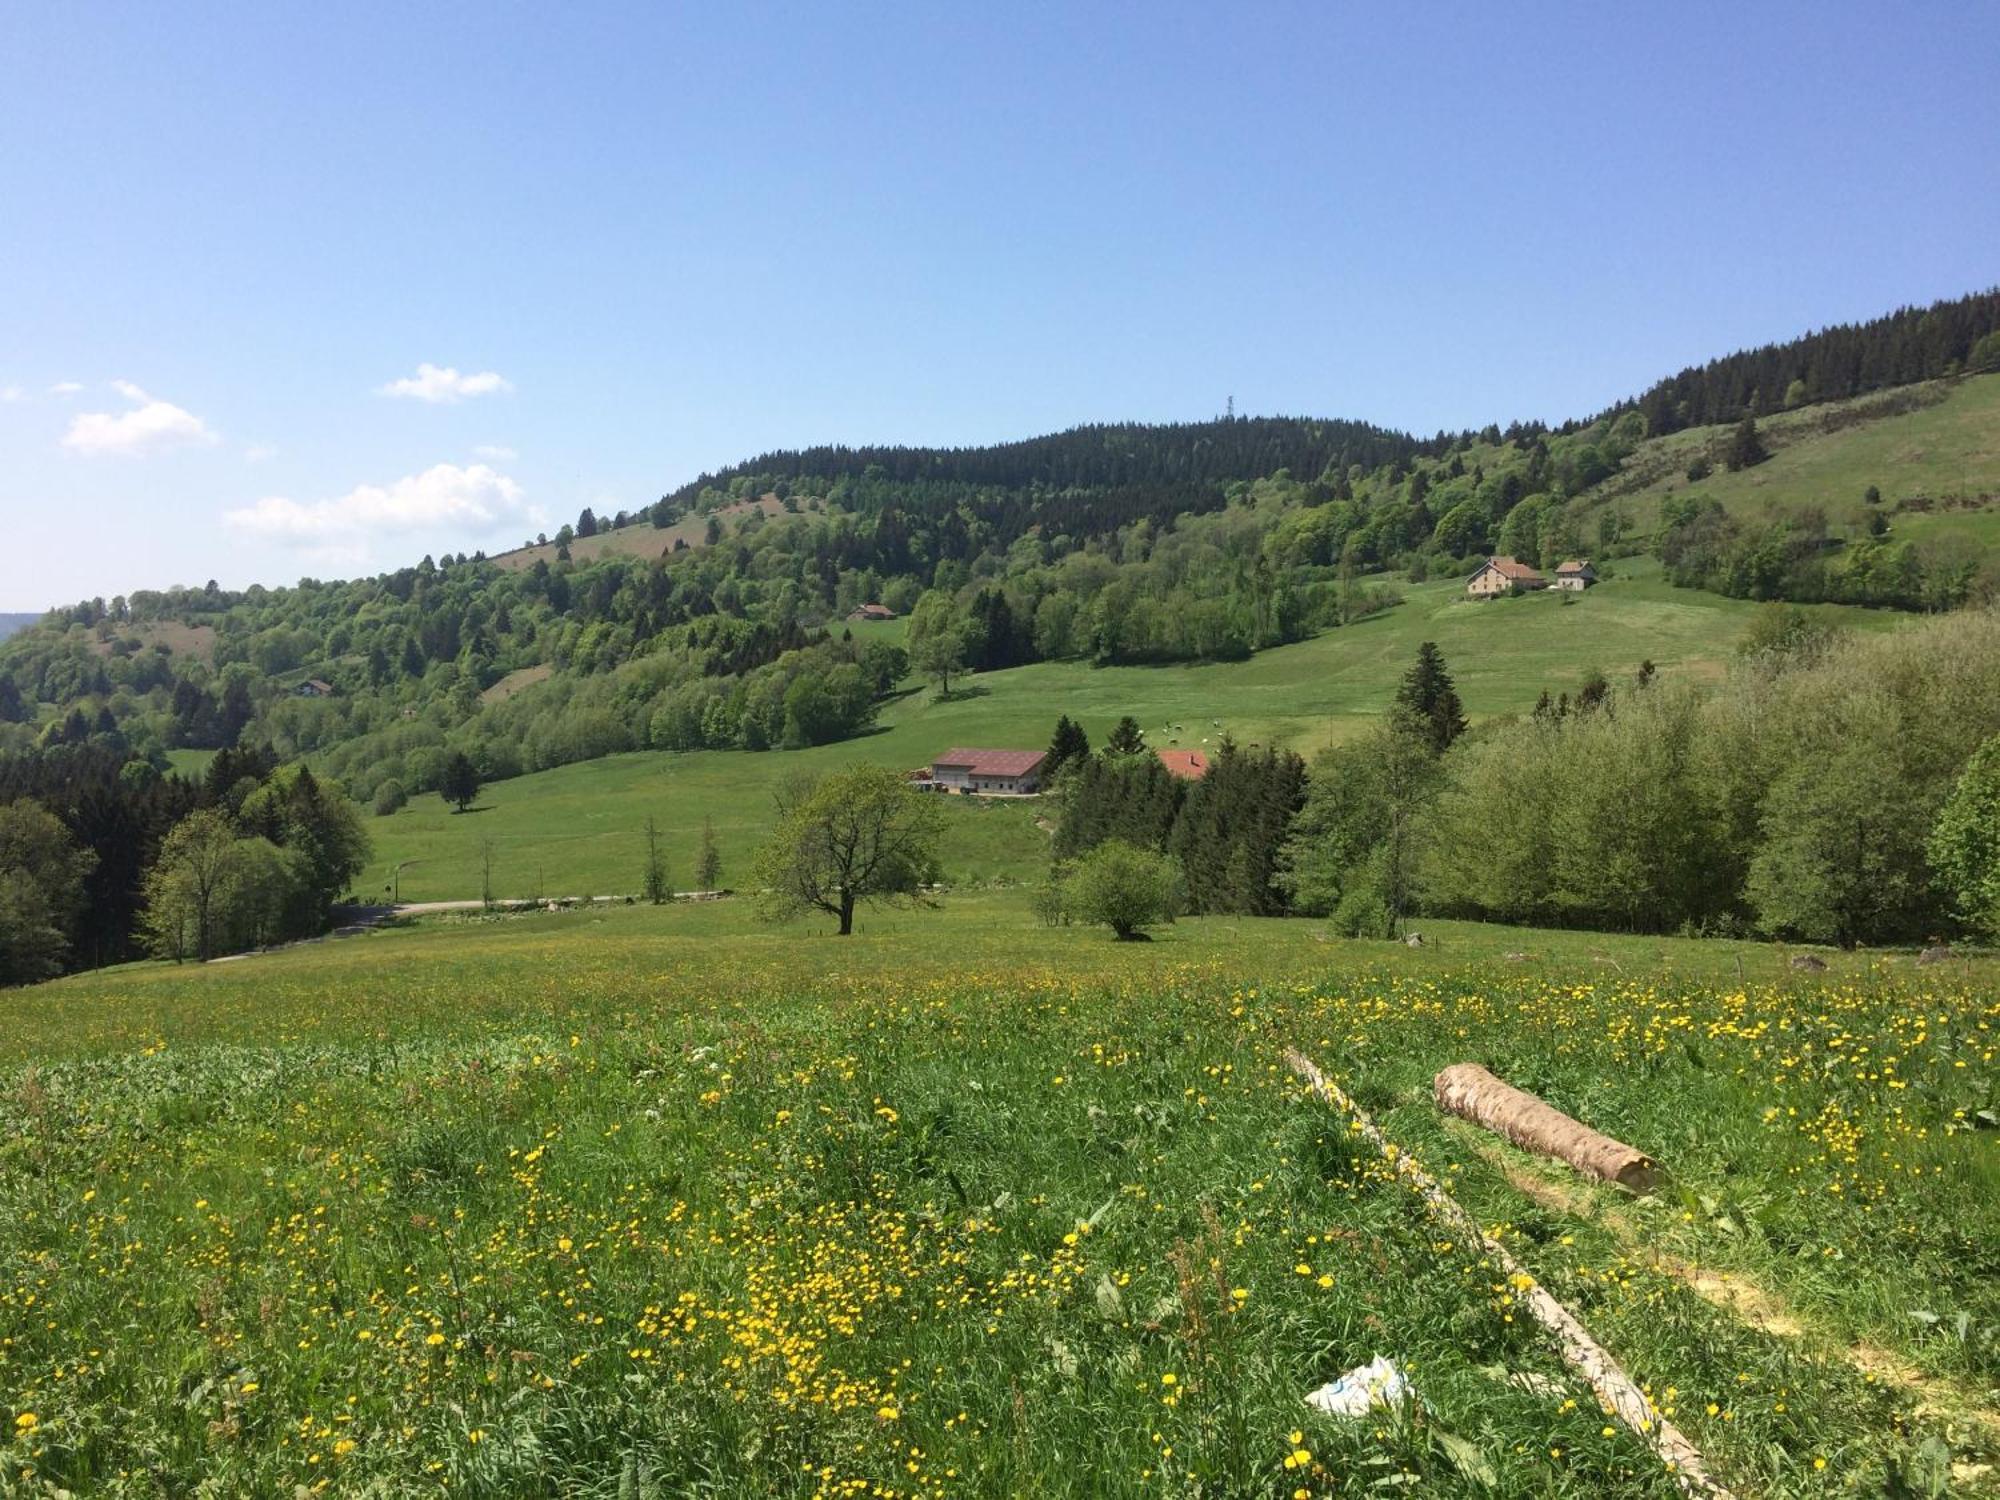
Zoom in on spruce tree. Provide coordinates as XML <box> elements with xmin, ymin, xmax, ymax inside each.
<box><xmin>1045</xmin><ymin>715</ymin><xmax>1090</xmax><ymax>779</ymax></box>
<box><xmin>1392</xmin><ymin>642</ymin><xmax>1467</xmax><ymax>756</ymax></box>
<box><xmin>1725</xmin><ymin>413</ymin><xmax>1769</xmax><ymax>471</ymax></box>
<box><xmin>642</xmin><ymin>816</ymin><xmax>671</xmax><ymax>904</ymax></box>
<box><xmin>1106</xmin><ymin>716</ymin><xmax>1146</xmax><ymax>755</ymax></box>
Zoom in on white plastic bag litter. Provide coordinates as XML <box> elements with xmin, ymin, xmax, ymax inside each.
<box><xmin>1305</xmin><ymin>1356</ymin><xmax>1411</xmax><ymax>1417</ymax></box>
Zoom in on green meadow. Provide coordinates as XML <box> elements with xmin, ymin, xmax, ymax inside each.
<box><xmin>1594</xmin><ymin>371</ymin><xmax>2000</xmax><ymax>544</ymax></box>
<box><xmin>3</xmin><ymin>895</ymin><xmax>1994</xmax><ymax>1496</ymax></box>
<box><xmin>356</xmin><ymin>575</ymin><xmax>1894</xmax><ymax>903</ymax></box>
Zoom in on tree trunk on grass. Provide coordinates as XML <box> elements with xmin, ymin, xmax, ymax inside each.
<box><xmin>1434</xmin><ymin>1063</ymin><xmax>1656</xmax><ymax>1192</ymax></box>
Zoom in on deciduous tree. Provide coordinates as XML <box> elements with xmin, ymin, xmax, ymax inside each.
<box><xmin>754</xmin><ymin>765</ymin><xmax>944</xmax><ymax>935</ymax></box>
<box><xmin>440</xmin><ymin>752</ymin><xmax>481</xmax><ymax>813</ymax></box>
<box><xmin>0</xmin><ymin>800</ymin><xmax>96</xmax><ymax>985</ymax></box>
<box><xmin>1929</xmin><ymin>734</ymin><xmax>2000</xmax><ymax>939</ymax></box>
<box><xmin>907</xmin><ymin>590</ymin><xmax>973</xmax><ymax>696</ymax></box>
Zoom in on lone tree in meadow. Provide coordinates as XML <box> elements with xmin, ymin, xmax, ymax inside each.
<box><xmin>753</xmin><ymin>765</ymin><xmax>945</xmax><ymax>935</ymax></box>
<box><xmin>907</xmin><ymin>589</ymin><xmax>973</xmax><ymax>696</ymax></box>
<box><xmin>1393</xmin><ymin>642</ymin><xmax>1467</xmax><ymax>756</ymax></box>
<box><xmin>1067</xmin><ymin>839</ymin><xmax>1182</xmax><ymax>941</ymax></box>
<box><xmin>695</xmin><ymin>815</ymin><xmax>723</xmax><ymax>891</ymax></box>
<box><xmin>439</xmin><ymin>751</ymin><xmax>482</xmax><ymax>813</ymax></box>
<box><xmin>642</xmin><ymin>816</ymin><xmax>672</xmax><ymax>905</ymax></box>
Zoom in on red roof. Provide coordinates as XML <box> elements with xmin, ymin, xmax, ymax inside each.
<box><xmin>1157</xmin><ymin>749</ymin><xmax>1210</xmax><ymax>780</ymax></box>
<box><xmin>1555</xmin><ymin>559</ymin><xmax>1593</xmax><ymax>574</ymax></box>
<box><xmin>933</xmin><ymin>748</ymin><xmax>1047</xmax><ymax>777</ymax></box>
<box><xmin>1483</xmin><ymin>555</ymin><xmax>1544</xmax><ymax>580</ymax></box>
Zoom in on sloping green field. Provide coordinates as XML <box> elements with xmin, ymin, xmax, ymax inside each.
<box><xmin>1590</xmin><ymin>371</ymin><xmax>2000</xmax><ymax>544</ymax></box>
<box><xmin>357</xmin><ymin>576</ymin><xmax>1893</xmax><ymax>903</ymax></box>
<box><xmin>4</xmin><ymin>897</ymin><xmax>1994</xmax><ymax>1496</ymax></box>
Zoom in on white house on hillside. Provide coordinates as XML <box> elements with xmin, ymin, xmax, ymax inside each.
<box><xmin>1554</xmin><ymin>559</ymin><xmax>1597</xmax><ymax>591</ymax></box>
<box><xmin>1466</xmin><ymin>556</ymin><xmax>1549</xmax><ymax>597</ymax></box>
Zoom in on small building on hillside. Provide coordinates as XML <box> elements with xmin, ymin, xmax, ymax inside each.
<box><xmin>1554</xmin><ymin>559</ymin><xmax>1597</xmax><ymax>591</ymax></box>
<box><xmin>1466</xmin><ymin>556</ymin><xmax>1549</xmax><ymax>598</ymax></box>
<box><xmin>1157</xmin><ymin>748</ymin><xmax>1210</xmax><ymax>780</ymax></box>
<box><xmin>293</xmin><ymin>678</ymin><xmax>335</xmax><ymax>698</ymax></box>
<box><xmin>931</xmin><ymin>747</ymin><xmax>1047</xmax><ymax>795</ymax></box>
<box><xmin>847</xmin><ymin>602</ymin><xmax>897</xmax><ymax>621</ymax></box>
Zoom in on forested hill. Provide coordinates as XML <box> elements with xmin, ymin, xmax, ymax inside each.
<box><xmin>1603</xmin><ymin>285</ymin><xmax>2000</xmax><ymax>435</ymax></box>
<box><xmin>0</xmin><ymin>614</ymin><xmax>40</xmax><ymax>642</ymax></box>
<box><xmin>2</xmin><ymin>284</ymin><xmax>1999</xmax><ymax>821</ymax></box>
<box><xmin>657</xmin><ymin>415</ymin><xmax>1438</xmax><ymax>517</ymax></box>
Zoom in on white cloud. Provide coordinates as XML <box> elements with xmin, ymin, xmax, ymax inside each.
<box><xmin>224</xmin><ymin>462</ymin><xmax>531</xmax><ymax>546</ymax></box>
<box><xmin>0</xmin><ymin>385</ymin><xmax>22</xmax><ymax>403</ymax></box>
<box><xmin>243</xmin><ymin>443</ymin><xmax>279</xmax><ymax>463</ymax></box>
<box><xmin>61</xmin><ymin>381</ymin><xmax>218</xmax><ymax>456</ymax></box>
<box><xmin>378</xmin><ymin>363</ymin><xmax>513</xmax><ymax>403</ymax></box>
<box><xmin>473</xmin><ymin>443</ymin><xmax>517</xmax><ymax>461</ymax></box>
<box><xmin>48</xmin><ymin>381</ymin><xmax>82</xmax><ymax>396</ymax></box>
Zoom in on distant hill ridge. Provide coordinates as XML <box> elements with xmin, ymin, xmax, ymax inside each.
<box><xmin>3</xmin><ymin>284</ymin><xmax>1998</xmax><ymax>792</ymax></box>
<box><xmin>662</xmin><ymin>286</ymin><xmax>2000</xmax><ymax>509</ymax></box>
<box><xmin>0</xmin><ymin>614</ymin><xmax>41</xmax><ymax>643</ymax></box>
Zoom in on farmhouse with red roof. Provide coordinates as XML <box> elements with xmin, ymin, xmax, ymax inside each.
<box><xmin>930</xmin><ymin>747</ymin><xmax>1048</xmax><ymax>795</ymax></box>
<box><xmin>1466</xmin><ymin>555</ymin><xmax>1550</xmax><ymax>598</ymax></box>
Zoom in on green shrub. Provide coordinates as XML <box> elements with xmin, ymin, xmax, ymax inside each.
<box><xmin>1067</xmin><ymin>839</ymin><xmax>1181</xmax><ymax>940</ymax></box>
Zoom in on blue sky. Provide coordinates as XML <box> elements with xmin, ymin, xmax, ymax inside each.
<box><xmin>3</xmin><ymin>2</ymin><xmax>1996</xmax><ymax>609</ymax></box>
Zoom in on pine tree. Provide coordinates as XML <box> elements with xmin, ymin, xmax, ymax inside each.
<box><xmin>695</xmin><ymin>816</ymin><xmax>722</xmax><ymax>892</ymax></box>
<box><xmin>1106</xmin><ymin>716</ymin><xmax>1146</xmax><ymax>755</ymax></box>
<box><xmin>1392</xmin><ymin>642</ymin><xmax>1467</xmax><ymax>756</ymax></box>
<box><xmin>1725</xmin><ymin>413</ymin><xmax>1769</xmax><ymax>471</ymax></box>
<box><xmin>642</xmin><ymin>816</ymin><xmax>671</xmax><ymax>904</ymax></box>
<box><xmin>1045</xmin><ymin>715</ymin><xmax>1090</xmax><ymax>779</ymax></box>
<box><xmin>1576</xmin><ymin>668</ymin><xmax>1610</xmax><ymax>714</ymax></box>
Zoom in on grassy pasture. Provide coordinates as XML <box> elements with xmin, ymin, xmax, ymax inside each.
<box><xmin>164</xmin><ymin>747</ymin><xmax>218</xmax><ymax>779</ymax></box>
<box><xmin>1</xmin><ymin>897</ymin><xmax>1994</xmax><ymax>1496</ymax></box>
<box><xmin>1589</xmin><ymin>372</ymin><xmax>2000</xmax><ymax>544</ymax></box>
<box><xmin>488</xmin><ymin>496</ymin><xmax>790</xmax><ymax>573</ymax></box>
<box><xmin>357</xmin><ymin>576</ymin><xmax>1893</xmax><ymax>903</ymax></box>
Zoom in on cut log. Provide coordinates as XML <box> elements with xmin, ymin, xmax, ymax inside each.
<box><xmin>1434</xmin><ymin>1063</ymin><xmax>1655</xmax><ymax>1193</ymax></box>
<box><xmin>1287</xmin><ymin>1049</ymin><xmax>1734</xmax><ymax>1500</ymax></box>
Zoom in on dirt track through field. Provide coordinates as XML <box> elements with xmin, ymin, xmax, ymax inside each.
<box><xmin>1447</xmin><ymin>1125</ymin><xmax>2000</xmax><ymax>1449</ymax></box>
